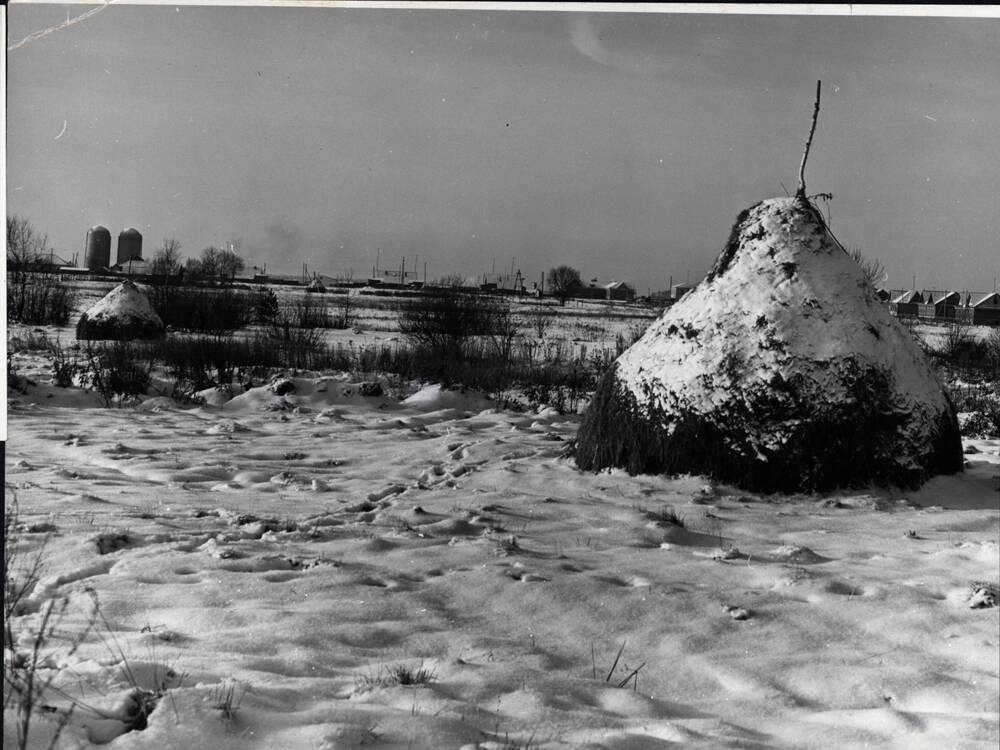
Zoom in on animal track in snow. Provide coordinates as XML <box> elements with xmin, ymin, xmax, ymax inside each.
<box><xmin>502</xmin><ymin>563</ymin><xmax>549</xmax><ymax>583</ymax></box>
<box><xmin>367</xmin><ymin>484</ymin><xmax>407</xmax><ymax>502</ymax></box>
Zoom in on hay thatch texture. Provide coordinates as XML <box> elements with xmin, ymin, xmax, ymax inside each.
<box><xmin>76</xmin><ymin>280</ymin><xmax>166</xmax><ymax>341</ymax></box>
<box><xmin>576</xmin><ymin>196</ymin><xmax>962</xmax><ymax>493</ymax></box>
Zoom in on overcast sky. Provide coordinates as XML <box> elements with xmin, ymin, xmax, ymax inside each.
<box><xmin>6</xmin><ymin>3</ymin><xmax>999</xmax><ymax>292</ymax></box>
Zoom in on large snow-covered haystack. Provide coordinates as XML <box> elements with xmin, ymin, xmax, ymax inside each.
<box><xmin>576</xmin><ymin>196</ymin><xmax>962</xmax><ymax>492</ymax></box>
<box><xmin>76</xmin><ymin>280</ymin><xmax>165</xmax><ymax>340</ymax></box>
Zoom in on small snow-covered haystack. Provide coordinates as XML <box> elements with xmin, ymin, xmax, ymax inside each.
<box><xmin>576</xmin><ymin>196</ymin><xmax>962</xmax><ymax>492</ymax></box>
<box><xmin>76</xmin><ymin>280</ymin><xmax>165</xmax><ymax>340</ymax></box>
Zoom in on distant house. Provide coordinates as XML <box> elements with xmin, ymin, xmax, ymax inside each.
<box><xmin>114</xmin><ymin>258</ymin><xmax>151</xmax><ymax>276</ymax></box>
<box><xmin>305</xmin><ymin>276</ymin><xmax>327</xmax><ymax>293</ymax></box>
<box><xmin>874</xmin><ymin>288</ymin><xmax>892</xmax><ymax>302</ymax></box>
<box><xmin>970</xmin><ymin>292</ymin><xmax>1000</xmax><ymax>326</ymax></box>
<box><xmin>918</xmin><ymin>291</ymin><xmax>956</xmax><ymax>320</ymax></box>
<box><xmin>604</xmin><ymin>281</ymin><xmax>636</xmax><ymax>302</ymax></box>
<box><xmin>891</xmin><ymin>290</ymin><xmax>923</xmax><ymax>317</ymax></box>
<box><xmin>14</xmin><ymin>251</ymin><xmax>73</xmax><ymax>270</ymax></box>
<box><xmin>573</xmin><ymin>280</ymin><xmax>635</xmax><ymax>302</ymax></box>
<box><xmin>573</xmin><ymin>280</ymin><xmax>603</xmax><ymax>301</ymax></box>
<box><xmin>932</xmin><ymin>291</ymin><xmax>961</xmax><ymax>320</ymax></box>
<box><xmin>671</xmin><ymin>283</ymin><xmax>695</xmax><ymax>301</ymax></box>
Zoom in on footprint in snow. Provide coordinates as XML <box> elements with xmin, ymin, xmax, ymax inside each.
<box><xmin>367</xmin><ymin>484</ymin><xmax>407</xmax><ymax>502</ymax></box>
<box><xmin>503</xmin><ymin>566</ymin><xmax>549</xmax><ymax>583</ymax></box>
<box><xmin>823</xmin><ymin>580</ymin><xmax>867</xmax><ymax>597</ymax></box>
<box><xmin>723</xmin><ymin>604</ymin><xmax>751</xmax><ymax>620</ymax></box>
<box><xmin>769</xmin><ymin>544</ymin><xmax>831</xmax><ymax>564</ymax></box>
<box><xmin>447</xmin><ymin>442</ymin><xmax>470</xmax><ymax>460</ymax></box>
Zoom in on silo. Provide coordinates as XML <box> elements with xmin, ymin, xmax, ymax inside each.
<box><xmin>85</xmin><ymin>225</ymin><xmax>112</xmax><ymax>269</ymax></box>
<box><xmin>117</xmin><ymin>228</ymin><xmax>143</xmax><ymax>265</ymax></box>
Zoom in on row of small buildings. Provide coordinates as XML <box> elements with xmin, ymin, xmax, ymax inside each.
<box><xmin>884</xmin><ymin>289</ymin><xmax>1000</xmax><ymax>326</ymax></box>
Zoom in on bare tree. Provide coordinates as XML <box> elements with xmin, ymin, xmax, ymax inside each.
<box><xmin>849</xmin><ymin>246</ymin><xmax>886</xmax><ymax>285</ymax></box>
<box><xmin>183</xmin><ymin>247</ymin><xmax>216</xmax><ymax>281</ymax></box>
<box><xmin>547</xmin><ymin>265</ymin><xmax>582</xmax><ymax>306</ymax></box>
<box><xmin>218</xmin><ymin>248</ymin><xmax>245</xmax><ymax>281</ymax></box>
<box><xmin>7</xmin><ymin>215</ymin><xmax>52</xmax><ymax>269</ymax></box>
<box><xmin>6</xmin><ymin>216</ymin><xmax>76</xmax><ymax>324</ymax></box>
<box><xmin>152</xmin><ymin>236</ymin><xmax>183</xmax><ymax>276</ymax></box>
<box><xmin>203</xmin><ymin>246</ymin><xmax>223</xmax><ymax>277</ymax></box>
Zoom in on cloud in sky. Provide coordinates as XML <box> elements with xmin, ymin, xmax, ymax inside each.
<box><xmin>569</xmin><ymin>14</ymin><xmax>615</xmax><ymax>70</ymax></box>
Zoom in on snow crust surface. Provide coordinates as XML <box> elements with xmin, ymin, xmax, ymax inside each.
<box><xmin>5</xmin><ymin>361</ymin><xmax>998</xmax><ymax>749</ymax></box>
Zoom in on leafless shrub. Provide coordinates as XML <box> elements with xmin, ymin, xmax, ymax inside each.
<box><xmin>6</xmin><ymin>215</ymin><xmax>79</xmax><ymax>326</ymax></box>
<box><xmin>848</xmin><ymin>245</ymin><xmax>885</xmax><ymax>285</ymax></box>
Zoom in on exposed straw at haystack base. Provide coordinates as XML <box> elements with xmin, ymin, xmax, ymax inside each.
<box><xmin>576</xmin><ymin>83</ymin><xmax>962</xmax><ymax>492</ymax></box>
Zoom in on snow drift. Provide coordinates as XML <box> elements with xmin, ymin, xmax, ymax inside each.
<box><xmin>576</xmin><ymin>196</ymin><xmax>963</xmax><ymax>492</ymax></box>
<box><xmin>76</xmin><ymin>280</ymin><xmax>165</xmax><ymax>340</ymax></box>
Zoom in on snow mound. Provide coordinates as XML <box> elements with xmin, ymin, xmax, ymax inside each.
<box><xmin>576</xmin><ymin>196</ymin><xmax>962</xmax><ymax>492</ymax></box>
<box><xmin>76</xmin><ymin>280</ymin><xmax>165</xmax><ymax>340</ymax></box>
<box><xmin>219</xmin><ymin>377</ymin><xmax>393</xmax><ymax>412</ymax></box>
<box><xmin>402</xmin><ymin>384</ymin><xmax>494</xmax><ymax>412</ymax></box>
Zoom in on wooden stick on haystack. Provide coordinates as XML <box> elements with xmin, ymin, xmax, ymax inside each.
<box><xmin>796</xmin><ymin>80</ymin><xmax>822</xmax><ymax>199</ymax></box>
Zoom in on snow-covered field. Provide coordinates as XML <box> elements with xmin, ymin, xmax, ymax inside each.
<box><xmin>5</xmin><ymin>310</ymin><xmax>999</xmax><ymax>749</ymax></box>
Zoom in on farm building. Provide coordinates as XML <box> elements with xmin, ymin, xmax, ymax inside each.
<box><xmin>604</xmin><ymin>281</ymin><xmax>636</xmax><ymax>301</ymax></box>
<box><xmin>671</xmin><ymin>283</ymin><xmax>695</xmax><ymax>301</ymax></box>
<box><xmin>890</xmin><ymin>290</ymin><xmax>923</xmax><ymax>317</ymax></box>
<box><xmin>918</xmin><ymin>291</ymin><xmax>961</xmax><ymax>320</ymax></box>
<box><xmin>874</xmin><ymin>288</ymin><xmax>891</xmax><ymax>302</ymax></box>
<box><xmin>957</xmin><ymin>292</ymin><xmax>1000</xmax><ymax>326</ymax></box>
<box><xmin>113</xmin><ymin>258</ymin><xmax>152</xmax><ymax>276</ymax></box>
<box><xmin>574</xmin><ymin>280</ymin><xmax>636</xmax><ymax>302</ymax></box>
<box><xmin>11</xmin><ymin>250</ymin><xmax>73</xmax><ymax>270</ymax></box>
